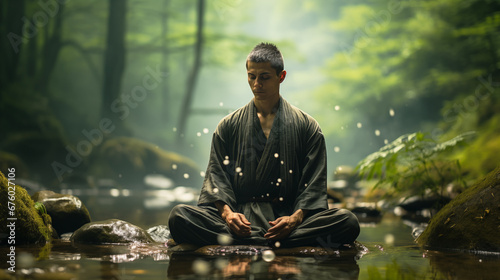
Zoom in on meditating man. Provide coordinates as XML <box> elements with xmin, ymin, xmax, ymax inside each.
<box><xmin>168</xmin><ymin>42</ymin><xmax>360</xmax><ymax>247</ymax></box>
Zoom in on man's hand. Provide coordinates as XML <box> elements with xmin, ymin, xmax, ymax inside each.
<box><xmin>224</xmin><ymin>212</ymin><xmax>252</xmax><ymax>237</ymax></box>
<box><xmin>216</xmin><ymin>201</ymin><xmax>251</xmax><ymax>237</ymax></box>
<box><xmin>264</xmin><ymin>209</ymin><xmax>305</xmax><ymax>240</ymax></box>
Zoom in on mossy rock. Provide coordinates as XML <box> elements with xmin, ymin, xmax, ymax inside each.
<box><xmin>0</xmin><ymin>171</ymin><xmax>52</xmax><ymax>245</ymax></box>
<box><xmin>0</xmin><ymin>151</ymin><xmax>29</xmax><ymax>178</ymax></box>
<box><xmin>32</xmin><ymin>190</ymin><xmax>91</xmax><ymax>235</ymax></box>
<box><xmin>70</xmin><ymin>219</ymin><xmax>154</xmax><ymax>245</ymax></box>
<box><xmin>88</xmin><ymin>137</ymin><xmax>202</xmax><ymax>187</ymax></box>
<box><xmin>417</xmin><ymin>166</ymin><xmax>500</xmax><ymax>252</ymax></box>
<box><xmin>0</xmin><ymin>83</ymin><xmax>68</xmax><ymax>185</ymax></box>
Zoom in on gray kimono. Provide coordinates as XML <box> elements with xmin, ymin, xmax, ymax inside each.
<box><xmin>168</xmin><ymin>97</ymin><xmax>359</xmax><ymax>247</ymax></box>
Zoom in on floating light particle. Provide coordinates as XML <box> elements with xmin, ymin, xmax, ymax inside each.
<box><xmin>277</xmin><ymin>178</ymin><xmax>282</xmax><ymax>183</ymax></box>
<box><xmin>183</xmin><ymin>173</ymin><xmax>190</xmax><ymax>179</ymax></box>
<box><xmin>334</xmin><ymin>105</ymin><xmax>340</xmax><ymax>111</ymax></box>
<box><xmin>172</xmin><ymin>164</ymin><xmax>178</xmax><ymax>170</ymax></box>
<box><xmin>384</xmin><ymin>234</ymin><xmax>395</xmax><ymax>245</ymax></box>
<box><xmin>203</xmin><ymin>128</ymin><xmax>209</xmax><ymax>134</ymax></box>
<box><xmin>200</xmin><ymin>171</ymin><xmax>206</xmax><ymax>177</ymax></box>
<box><xmin>276</xmin><ymin>183</ymin><xmax>280</xmax><ymax>186</ymax></box>
<box><xmin>262</xmin><ymin>250</ymin><xmax>276</xmax><ymax>262</ymax></box>
<box><xmin>239</xmin><ymin>172</ymin><xmax>243</xmax><ymax>176</ymax></box>
<box><xmin>17</xmin><ymin>252</ymin><xmax>35</xmax><ymax>269</ymax></box>
<box><xmin>304</xmin><ymin>183</ymin><xmax>308</xmax><ymax>187</ymax></box>
<box><xmin>215</xmin><ymin>258</ymin><xmax>229</xmax><ymax>270</ymax></box>
<box><xmin>173</xmin><ymin>127</ymin><xmax>177</xmax><ymax>132</ymax></box>
<box><xmin>280</xmin><ymin>161</ymin><xmax>284</xmax><ymax>165</ymax></box>
<box><xmin>196</xmin><ymin>132</ymin><xmax>201</xmax><ymax>137</ymax></box>
<box><xmin>389</xmin><ymin>109</ymin><xmax>395</xmax><ymax>117</ymax></box>
<box><xmin>279</xmin><ymin>197</ymin><xmax>284</xmax><ymax>201</ymax></box>
<box><xmin>266</xmin><ymin>193</ymin><xmax>270</xmax><ymax>196</ymax></box>
<box><xmin>235</xmin><ymin>167</ymin><xmax>242</xmax><ymax>173</ymax></box>
<box><xmin>219</xmin><ymin>102</ymin><xmax>224</xmax><ymax>107</ymax></box>
<box><xmin>213</xmin><ymin>188</ymin><xmax>219</xmax><ymax>193</ymax></box>
<box><xmin>274</xmin><ymin>153</ymin><xmax>279</xmax><ymax>158</ymax></box>
<box><xmin>225</xmin><ymin>156</ymin><xmax>229</xmax><ymax>160</ymax></box>
<box><xmin>384</xmin><ymin>139</ymin><xmax>389</xmax><ymax>145</ymax></box>
<box><xmin>118</xmin><ymin>174</ymin><xmax>122</xmax><ymax>178</ymax></box>
<box><xmin>223</xmin><ymin>159</ymin><xmax>230</xmax><ymax>165</ymax></box>
<box><xmin>274</xmin><ymin>241</ymin><xmax>281</xmax><ymax>248</ymax></box>
<box><xmin>375</xmin><ymin>130</ymin><xmax>381</xmax><ymax>136</ymax></box>
<box><xmin>357</xmin><ymin>122</ymin><xmax>362</xmax><ymax>128</ymax></box>
<box><xmin>217</xmin><ymin>233</ymin><xmax>233</xmax><ymax>246</ymax></box>
<box><xmin>192</xmin><ymin>259</ymin><xmax>210</xmax><ymax>275</ymax></box>
<box><xmin>289</xmin><ymin>170</ymin><xmax>293</xmax><ymax>174</ymax></box>
<box><xmin>110</xmin><ymin>188</ymin><xmax>120</xmax><ymax>197</ymax></box>
<box><xmin>334</xmin><ymin>146</ymin><xmax>340</xmax><ymax>153</ymax></box>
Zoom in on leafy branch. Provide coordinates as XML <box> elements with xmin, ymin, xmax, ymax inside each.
<box><xmin>356</xmin><ymin>131</ymin><xmax>475</xmax><ymax>200</ymax></box>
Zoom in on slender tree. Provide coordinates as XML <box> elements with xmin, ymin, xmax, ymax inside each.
<box><xmin>176</xmin><ymin>0</ymin><xmax>205</xmax><ymax>144</ymax></box>
<box><xmin>101</xmin><ymin>0</ymin><xmax>127</xmax><ymax>132</ymax></box>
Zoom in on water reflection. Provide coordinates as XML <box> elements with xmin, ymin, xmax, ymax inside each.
<box><xmin>167</xmin><ymin>254</ymin><xmax>359</xmax><ymax>279</ymax></box>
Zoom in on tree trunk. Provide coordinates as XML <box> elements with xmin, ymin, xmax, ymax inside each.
<box><xmin>101</xmin><ymin>0</ymin><xmax>127</xmax><ymax>133</ymax></box>
<box><xmin>38</xmin><ymin>3</ymin><xmax>65</xmax><ymax>94</ymax></box>
<box><xmin>161</xmin><ymin>0</ymin><xmax>170</xmax><ymax>124</ymax></box>
<box><xmin>176</xmin><ymin>0</ymin><xmax>205</xmax><ymax>144</ymax></box>
<box><xmin>1</xmin><ymin>0</ymin><xmax>25</xmax><ymax>91</ymax></box>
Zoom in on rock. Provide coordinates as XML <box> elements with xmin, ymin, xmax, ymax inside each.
<box><xmin>32</xmin><ymin>190</ymin><xmax>91</xmax><ymax>235</ymax></box>
<box><xmin>147</xmin><ymin>225</ymin><xmax>171</xmax><ymax>243</ymax></box>
<box><xmin>417</xmin><ymin>166</ymin><xmax>500</xmax><ymax>252</ymax></box>
<box><xmin>88</xmin><ymin>137</ymin><xmax>202</xmax><ymax>188</ymax></box>
<box><xmin>70</xmin><ymin>219</ymin><xmax>154</xmax><ymax>244</ymax></box>
<box><xmin>0</xmin><ymin>171</ymin><xmax>52</xmax><ymax>244</ymax></box>
<box><xmin>398</xmin><ymin>195</ymin><xmax>451</xmax><ymax>212</ymax></box>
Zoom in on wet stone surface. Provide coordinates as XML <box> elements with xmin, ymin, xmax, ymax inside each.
<box><xmin>70</xmin><ymin>219</ymin><xmax>154</xmax><ymax>245</ymax></box>
<box><xmin>32</xmin><ymin>190</ymin><xmax>91</xmax><ymax>235</ymax></box>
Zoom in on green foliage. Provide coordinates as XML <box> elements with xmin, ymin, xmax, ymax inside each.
<box><xmin>357</xmin><ymin>131</ymin><xmax>475</xmax><ymax>199</ymax></box>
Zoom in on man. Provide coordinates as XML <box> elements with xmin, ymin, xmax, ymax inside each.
<box><xmin>168</xmin><ymin>42</ymin><xmax>360</xmax><ymax>247</ymax></box>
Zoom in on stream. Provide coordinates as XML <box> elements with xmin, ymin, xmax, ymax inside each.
<box><xmin>1</xmin><ymin>190</ymin><xmax>500</xmax><ymax>279</ymax></box>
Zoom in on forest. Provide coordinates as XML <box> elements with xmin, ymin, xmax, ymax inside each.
<box><xmin>1</xmin><ymin>0</ymin><xmax>499</xmax><ymax>194</ymax></box>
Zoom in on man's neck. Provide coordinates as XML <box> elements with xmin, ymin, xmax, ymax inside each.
<box><xmin>253</xmin><ymin>95</ymin><xmax>280</xmax><ymax>117</ymax></box>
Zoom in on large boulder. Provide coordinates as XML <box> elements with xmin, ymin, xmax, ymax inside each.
<box><xmin>417</xmin><ymin>166</ymin><xmax>500</xmax><ymax>252</ymax></box>
<box><xmin>70</xmin><ymin>219</ymin><xmax>154</xmax><ymax>244</ymax></box>
<box><xmin>0</xmin><ymin>171</ymin><xmax>52</xmax><ymax>245</ymax></box>
<box><xmin>88</xmin><ymin>137</ymin><xmax>203</xmax><ymax>188</ymax></box>
<box><xmin>32</xmin><ymin>190</ymin><xmax>91</xmax><ymax>235</ymax></box>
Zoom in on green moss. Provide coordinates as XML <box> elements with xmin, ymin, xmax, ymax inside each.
<box><xmin>88</xmin><ymin>137</ymin><xmax>202</xmax><ymax>186</ymax></box>
<box><xmin>0</xmin><ymin>151</ymin><xmax>29</xmax><ymax>178</ymax></box>
<box><xmin>0</xmin><ymin>171</ymin><xmax>52</xmax><ymax>245</ymax></box>
<box><xmin>417</xmin><ymin>166</ymin><xmax>500</xmax><ymax>252</ymax></box>
<box><xmin>454</xmin><ymin>115</ymin><xmax>500</xmax><ymax>179</ymax></box>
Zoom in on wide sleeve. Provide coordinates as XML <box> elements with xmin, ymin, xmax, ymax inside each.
<box><xmin>292</xmin><ymin>120</ymin><xmax>328</xmax><ymax>213</ymax></box>
<box><xmin>197</xmin><ymin>121</ymin><xmax>238</xmax><ymax>211</ymax></box>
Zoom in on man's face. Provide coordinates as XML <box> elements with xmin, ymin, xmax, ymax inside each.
<box><xmin>246</xmin><ymin>61</ymin><xmax>285</xmax><ymax>100</ymax></box>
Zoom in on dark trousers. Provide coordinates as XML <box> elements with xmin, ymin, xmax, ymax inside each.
<box><xmin>168</xmin><ymin>204</ymin><xmax>360</xmax><ymax>248</ymax></box>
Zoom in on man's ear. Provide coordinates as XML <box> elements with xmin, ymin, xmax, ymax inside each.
<box><xmin>279</xmin><ymin>70</ymin><xmax>287</xmax><ymax>83</ymax></box>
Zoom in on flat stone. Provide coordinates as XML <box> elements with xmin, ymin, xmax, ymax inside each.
<box><xmin>70</xmin><ymin>219</ymin><xmax>154</xmax><ymax>245</ymax></box>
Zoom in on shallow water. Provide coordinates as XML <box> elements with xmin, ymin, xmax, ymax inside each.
<box><xmin>2</xmin><ymin>208</ymin><xmax>500</xmax><ymax>279</ymax></box>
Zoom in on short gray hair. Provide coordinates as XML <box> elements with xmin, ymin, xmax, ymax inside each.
<box><xmin>246</xmin><ymin>42</ymin><xmax>284</xmax><ymax>76</ymax></box>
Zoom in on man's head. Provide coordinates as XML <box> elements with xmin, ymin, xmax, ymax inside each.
<box><xmin>246</xmin><ymin>42</ymin><xmax>284</xmax><ymax>76</ymax></box>
<box><xmin>246</xmin><ymin>43</ymin><xmax>286</xmax><ymax>101</ymax></box>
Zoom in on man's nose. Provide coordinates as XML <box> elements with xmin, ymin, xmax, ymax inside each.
<box><xmin>253</xmin><ymin>78</ymin><xmax>262</xmax><ymax>88</ymax></box>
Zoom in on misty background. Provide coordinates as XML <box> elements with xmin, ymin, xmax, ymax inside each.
<box><xmin>1</xmin><ymin>0</ymin><xmax>499</xmax><ymax>194</ymax></box>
